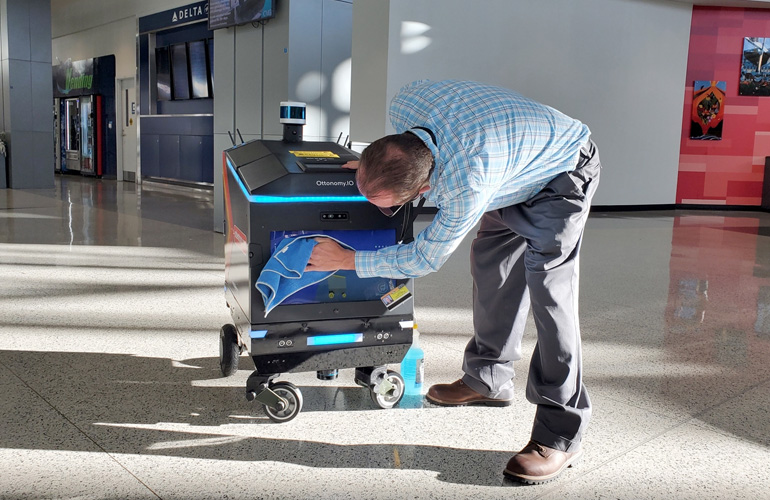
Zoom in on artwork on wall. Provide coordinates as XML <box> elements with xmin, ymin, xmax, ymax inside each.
<box><xmin>691</xmin><ymin>81</ymin><xmax>726</xmax><ymax>140</ymax></box>
<box><xmin>739</xmin><ymin>37</ymin><xmax>770</xmax><ymax>96</ymax></box>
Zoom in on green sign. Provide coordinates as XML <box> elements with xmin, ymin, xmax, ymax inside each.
<box><xmin>65</xmin><ymin>67</ymin><xmax>93</xmax><ymax>91</ymax></box>
<box><xmin>54</xmin><ymin>58</ymin><xmax>95</xmax><ymax>96</ymax></box>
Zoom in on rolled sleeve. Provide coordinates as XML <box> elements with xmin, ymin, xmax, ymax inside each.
<box><xmin>355</xmin><ymin>181</ymin><xmax>490</xmax><ymax>279</ymax></box>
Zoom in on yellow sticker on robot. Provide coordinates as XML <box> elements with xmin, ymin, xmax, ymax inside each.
<box><xmin>289</xmin><ymin>151</ymin><xmax>340</xmax><ymax>158</ymax></box>
<box><xmin>381</xmin><ymin>284</ymin><xmax>413</xmax><ymax>310</ymax></box>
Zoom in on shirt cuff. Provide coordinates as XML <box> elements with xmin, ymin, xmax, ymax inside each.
<box><xmin>354</xmin><ymin>250</ymin><xmax>379</xmax><ymax>278</ymax></box>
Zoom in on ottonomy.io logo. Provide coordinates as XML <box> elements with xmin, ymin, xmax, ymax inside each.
<box><xmin>317</xmin><ymin>180</ymin><xmax>355</xmax><ymax>187</ymax></box>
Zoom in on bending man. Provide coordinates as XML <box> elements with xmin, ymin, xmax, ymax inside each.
<box><xmin>307</xmin><ymin>79</ymin><xmax>601</xmax><ymax>485</ymax></box>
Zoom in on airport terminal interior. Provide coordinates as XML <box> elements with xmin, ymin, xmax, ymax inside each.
<box><xmin>2</xmin><ymin>0</ymin><xmax>770</xmax><ymax>499</ymax></box>
<box><xmin>1</xmin><ymin>175</ymin><xmax>769</xmax><ymax>499</ymax></box>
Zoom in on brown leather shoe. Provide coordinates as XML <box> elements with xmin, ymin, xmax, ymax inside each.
<box><xmin>425</xmin><ymin>379</ymin><xmax>512</xmax><ymax>407</ymax></box>
<box><xmin>503</xmin><ymin>440</ymin><xmax>583</xmax><ymax>484</ymax></box>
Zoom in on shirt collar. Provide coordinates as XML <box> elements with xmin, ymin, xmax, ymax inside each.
<box><xmin>406</xmin><ymin>126</ymin><xmax>439</xmax><ymax>203</ymax></box>
<box><xmin>408</xmin><ymin>126</ymin><xmax>439</xmax><ymax>161</ymax></box>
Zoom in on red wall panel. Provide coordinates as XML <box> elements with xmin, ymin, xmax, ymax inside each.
<box><xmin>678</xmin><ymin>7</ymin><xmax>770</xmax><ymax>205</ymax></box>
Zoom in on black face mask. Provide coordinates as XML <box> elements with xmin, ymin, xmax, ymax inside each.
<box><xmin>377</xmin><ymin>192</ymin><xmax>423</xmax><ymax>218</ymax></box>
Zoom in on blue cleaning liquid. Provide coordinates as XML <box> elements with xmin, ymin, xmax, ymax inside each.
<box><xmin>400</xmin><ymin>330</ymin><xmax>424</xmax><ymax>395</ymax></box>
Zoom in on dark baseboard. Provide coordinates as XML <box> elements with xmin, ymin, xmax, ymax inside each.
<box><xmin>418</xmin><ymin>204</ymin><xmax>770</xmax><ymax>218</ymax></box>
<box><xmin>143</xmin><ymin>176</ymin><xmax>214</xmax><ymax>191</ymax></box>
<box><xmin>592</xmin><ymin>204</ymin><xmax>770</xmax><ymax>213</ymax></box>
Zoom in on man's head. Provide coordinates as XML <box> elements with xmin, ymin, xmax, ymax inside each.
<box><xmin>356</xmin><ymin>132</ymin><xmax>433</xmax><ymax>214</ymax></box>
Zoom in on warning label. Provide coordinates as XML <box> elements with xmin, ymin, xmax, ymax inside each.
<box><xmin>289</xmin><ymin>151</ymin><xmax>340</xmax><ymax>158</ymax></box>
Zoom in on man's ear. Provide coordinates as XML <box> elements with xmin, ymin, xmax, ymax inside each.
<box><xmin>418</xmin><ymin>184</ymin><xmax>431</xmax><ymax>195</ymax></box>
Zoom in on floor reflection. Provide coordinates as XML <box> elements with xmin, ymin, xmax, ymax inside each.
<box><xmin>0</xmin><ymin>174</ymin><xmax>221</xmax><ymax>254</ymax></box>
<box><xmin>662</xmin><ymin>214</ymin><xmax>770</xmax><ymax>448</ymax></box>
<box><xmin>666</xmin><ymin>215</ymin><xmax>770</xmax><ymax>368</ymax></box>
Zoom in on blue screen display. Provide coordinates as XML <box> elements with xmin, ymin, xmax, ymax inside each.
<box><xmin>269</xmin><ymin>229</ymin><xmax>396</xmax><ymax>305</ymax></box>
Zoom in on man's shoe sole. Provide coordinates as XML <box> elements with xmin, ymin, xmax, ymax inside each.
<box><xmin>503</xmin><ymin>448</ymin><xmax>583</xmax><ymax>485</ymax></box>
<box><xmin>425</xmin><ymin>394</ymin><xmax>512</xmax><ymax>407</ymax></box>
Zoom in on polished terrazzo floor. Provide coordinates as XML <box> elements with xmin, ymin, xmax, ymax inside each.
<box><xmin>1</xmin><ymin>175</ymin><xmax>769</xmax><ymax>499</ymax></box>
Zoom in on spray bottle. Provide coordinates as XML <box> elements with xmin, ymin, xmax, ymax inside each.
<box><xmin>400</xmin><ymin>326</ymin><xmax>424</xmax><ymax>395</ymax></box>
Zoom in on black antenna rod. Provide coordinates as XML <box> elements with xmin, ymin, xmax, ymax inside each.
<box><xmin>236</xmin><ymin>128</ymin><xmax>244</xmax><ymax>144</ymax></box>
<box><xmin>227</xmin><ymin>131</ymin><xmax>235</xmax><ymax>146</ymax></box>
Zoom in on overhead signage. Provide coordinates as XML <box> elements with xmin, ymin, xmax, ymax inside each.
<box><xmin>139</xmin><ymin>1</ymin><xmax>209</xmax><ymax>33</ymax></box>
<box><xmin>171</xmin><ymin>2</ymin><xmax>209</xmax><ymax>25</ymax></box>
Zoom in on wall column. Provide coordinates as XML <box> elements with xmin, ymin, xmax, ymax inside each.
<box><xmin>0</xmin><ymin>0</ymin><xmax>54</xmax><ymax>189</ymax></box>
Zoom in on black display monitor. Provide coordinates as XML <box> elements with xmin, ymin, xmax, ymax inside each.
<box><xmin>188</xmin><ymin>40</ymin><xmax>210</xmax><ymax>99</ymax></box>
<box><xmin>155</xmin><ymin>47</ymin><xmax>172</xmax><ymax>101</ymax></box>
<box><xmin>171</xmin><ymin>42</ymin><xmax>190</xmax><ymax>100</ymax></box>
<box><xmin>209</xmin><ymin>0</ymin><xmax>275</xmax><ymax>30</ymax></box>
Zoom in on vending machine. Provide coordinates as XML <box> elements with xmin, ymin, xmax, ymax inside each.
<box><xmin>60</xmin><ymin>95</ymin><xmax>103</xmax><ymax>176</ymax></box>
<box><xmin>53</xmin><ymin>56</ymin><xmax>114</xmax><ymax>178</ymax></box>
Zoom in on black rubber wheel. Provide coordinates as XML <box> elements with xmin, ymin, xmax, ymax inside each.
<box><xmin>219</xmin><ymin>324</ymin><xmax>240</xmax><ymax>377</ymax></box>
<box><xmin>370</xmin><ymin>370</ymin><xmax>405</xmax><ymax>409</ymax></box>
<box><xmin>264</xmin><ymin>382</ymin><xmax>303</xmax><ymax>423</ymax></box>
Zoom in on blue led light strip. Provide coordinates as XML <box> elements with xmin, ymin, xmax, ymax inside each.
<box><xmin>307</xmin><ymin>333</ymin><xmax>363</xmax><ymax>346</ymax></box>
<box><xmin>227</xmin><ymin>158</ymin><xmax>367</xmax><ymax>204</ymax></box>
<box><xmin>250</xmin><ymin>330</ymin><xmax>268</xmax><ymax>339</ymax></box>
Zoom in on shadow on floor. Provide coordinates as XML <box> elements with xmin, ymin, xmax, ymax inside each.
<box><xmin>1</xmin><ymin>349</ymin><xmax>529</xmax><ymax>488</ymax></box>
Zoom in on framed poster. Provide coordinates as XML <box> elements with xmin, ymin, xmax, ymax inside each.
<box><xmin>691</xmin><ymin>81</ymin><xmax>726</xmax><ymax>140</ymax></box>
<box><xmin>739</xmin><ymin>37</ymin><xmax>770</xmax><ymax>96</ymax></box>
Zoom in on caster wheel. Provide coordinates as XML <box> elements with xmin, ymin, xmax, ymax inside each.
<box><xmin>264</xmin><ymin>381</ymin><xmax>303</xmax><ymax>423</ymax></box>
<box><xmin>370</xmin><ymin>370</ymin><xmax>404</xmax><ymax>409</ymax></box>
<box><xmin>219</xmin><ymin>324</ymin><xmax>241</xmax><ymax>377</ymax></box>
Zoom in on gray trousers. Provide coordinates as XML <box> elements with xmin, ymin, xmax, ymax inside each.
<box><xmin>461</xmin><ymin>139</ymin><xmax>601</xmax><ymax>452</ymax></box>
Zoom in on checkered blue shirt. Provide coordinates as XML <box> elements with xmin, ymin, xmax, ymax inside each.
<box><xmin>355</xmin><ymin>80</ymin><xmax>591</xmax><ymax>279</ymax></box>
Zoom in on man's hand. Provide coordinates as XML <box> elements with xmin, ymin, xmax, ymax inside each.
<box><xmin>306</xmin><ymin>238</ymin><xmax>356</xmax><ymax>272</ymax></box>
<box><xmin>342</xmin><ymin>160</ymin><xmax>359</xmax><ymax>170</ymax></box>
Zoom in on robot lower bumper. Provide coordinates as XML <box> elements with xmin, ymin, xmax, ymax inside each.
<box><xmin>222</xmin><ymin>310</ymin><xmax>414</xmax><ymax>423</ymax></box>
